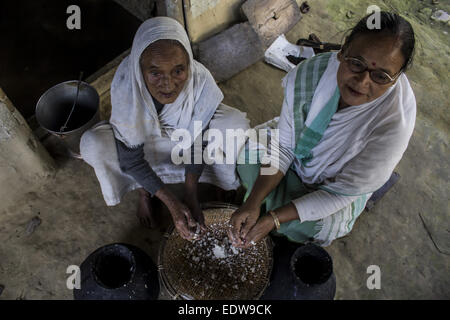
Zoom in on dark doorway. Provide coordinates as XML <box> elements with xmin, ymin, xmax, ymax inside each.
<box><xmin>0</xmin><ymin>0</ymin><xmax>143</xmax><ymax>121</ymax></box>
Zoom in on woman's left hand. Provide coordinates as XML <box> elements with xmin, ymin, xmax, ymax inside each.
<box><xmin>241</xmin><ymin>215</ymin><xmax>275</xmax><ymax>248</ymax></box>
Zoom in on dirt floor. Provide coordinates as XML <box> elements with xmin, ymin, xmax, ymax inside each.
<box><xmin>0</xmin><ymin>0</ymin><xmax>448</xmax><ymax>300</ymax></box>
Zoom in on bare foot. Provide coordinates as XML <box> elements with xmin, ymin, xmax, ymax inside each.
<box><xmin>137</xmin><ymin>188</ymin><xmax>159</xmax><ymax>228</ymax></box>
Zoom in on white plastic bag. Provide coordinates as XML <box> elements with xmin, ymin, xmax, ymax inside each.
<box><xmin>264</xmin><ymin>34</ymin><xmax>315</xmax><ymax>72</ymax></box>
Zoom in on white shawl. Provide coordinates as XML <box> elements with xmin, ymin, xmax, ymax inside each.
<box><xmin>110</xmin><ymin>17</ymin><xmax>223</xmax><ymax>148</ymax></box>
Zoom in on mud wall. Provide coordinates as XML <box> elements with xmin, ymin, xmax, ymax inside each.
<box><xmin>0</xmin><ymin>88</ymin><xmax>55</xmax><ymax>210</ymax></box>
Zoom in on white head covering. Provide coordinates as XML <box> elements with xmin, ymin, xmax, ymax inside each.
<box><xmin>110</xmin><ymin>17</ymin><xmax>223</xmax><ymax>147</ymax></box>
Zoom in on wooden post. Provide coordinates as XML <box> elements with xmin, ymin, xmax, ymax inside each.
<box><xmin>242</xmin><ymin>0</ymin><xmax>302</xmax><ymax>48</ymax></box>
<box><xmin>155</xmin><ymin>0</ymin><xmax>185</xmax><ymax>27</ymax></box>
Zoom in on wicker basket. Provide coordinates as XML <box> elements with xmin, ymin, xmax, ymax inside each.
<box><xmin>158</xmin><ymin>202</ymin><xmax>273</xmax><ymax>300</ymax></box>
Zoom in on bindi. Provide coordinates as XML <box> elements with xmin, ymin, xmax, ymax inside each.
<box><xmin>371</xmin><ymin>62</ymin><xmax>376</xmax><ymax>66</ymax></box>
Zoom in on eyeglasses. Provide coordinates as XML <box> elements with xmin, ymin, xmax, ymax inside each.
<box><xmin>343</xmin><ymin>56</ymin><xmax>401</xmax><ymax>85</ymax></box>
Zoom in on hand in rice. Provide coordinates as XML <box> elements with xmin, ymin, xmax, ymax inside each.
<box><xmin>160</xmin><ymin>207</ymin><xmax>272</xmax><ymax>300</ymax></box>
<box><xmin>228</xmin><ymin>204</ymin><xmax>260</xmax><ymax>247</ymax></box>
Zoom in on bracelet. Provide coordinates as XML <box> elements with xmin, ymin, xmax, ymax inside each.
<box><xmin>268</xmin><ymin>210</ymin><xmax>281</xmax><ymax>230</ymax></box>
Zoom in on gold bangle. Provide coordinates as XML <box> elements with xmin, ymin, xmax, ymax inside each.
<box><xmin>269</xmin><ymin>210</ymin><xmax>281</xmax><ymax>230</ymax></box>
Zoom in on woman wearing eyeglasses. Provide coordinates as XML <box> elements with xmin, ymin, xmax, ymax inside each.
<box><xmin>229</xmin><ymin>12</ymin><xmax>416</xmax><ymax>248</ymax></box>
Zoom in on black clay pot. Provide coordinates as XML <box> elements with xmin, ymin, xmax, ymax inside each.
<box><xmin>73</xmin><ymin>243</ymin><xmax>159</xmax><ymax>300</ymax></box>
<box><xmin>261</xmin><ymin>238</ymin><xmax>336</xmax><ymax>300</ymax></box>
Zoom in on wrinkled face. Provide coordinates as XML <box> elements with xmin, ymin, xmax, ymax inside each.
<box><xmin>336</xmin><ymin>33</ymin><xmax>405</xmax><ymax>108</ymax></box>
<box><xmin>140</xmin><ymin>40</ymin><xmax>189</xmax><ymax>105</ymax></box>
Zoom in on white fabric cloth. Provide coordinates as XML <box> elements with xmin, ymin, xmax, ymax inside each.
<box><xmin>109</xmin><ymin>16</ymin><xmax>223</xmax><ymax>148</ymax></box>
<box><xmin>273</xmin><ymin>52</ymin><xmax>416</xmax><ymax>221</ymax></box>
<box><xmin>81</xmin><ymin>104</ymin><xmax>250</xmax><ymax>206</ymax></box>
<box><xmin>293</xmin><ymin>191</ymin><xmax>361</xmax><ymax>223</ymax></box>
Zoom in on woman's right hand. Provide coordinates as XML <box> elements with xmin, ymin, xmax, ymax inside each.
<box><xmin>228</xmin><ymin>166</ymin><xmax>284</xmax><ymax>247</ymax></box>
<box><xmin>156</xmin><ymin>187</ymin><xmax>198</xmax><ymax>241</ymax></box>
<box><xmin>228</xmin><ymin>202</ymin><xmax>261</xmax><ymax>247</ymax></box>
<box><xmin>169</xmin><ymin>201</ymin><xmax>198</xmax><ymax>240</ymax></box>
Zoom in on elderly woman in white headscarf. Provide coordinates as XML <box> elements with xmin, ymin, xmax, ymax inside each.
<box><xmin>80</xmin><ymin>17</ymin><xmax>250</xmax><ymax>240</ymax></box>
